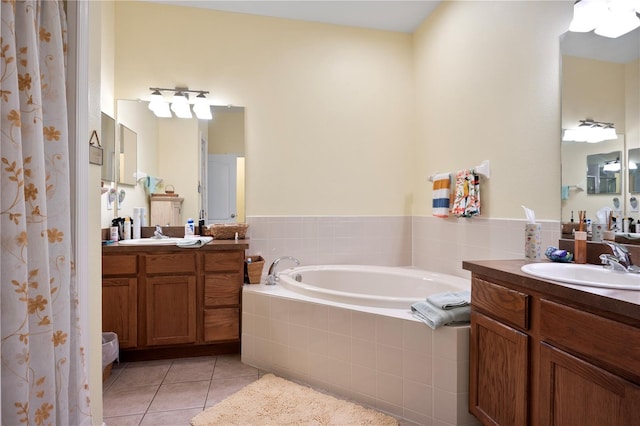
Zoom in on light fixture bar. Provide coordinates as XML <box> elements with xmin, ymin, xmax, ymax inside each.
<box><xmin>148</xmin><ymin>87</ymin><xmax>213</xmax><ymax>120</ymax></box>
<box><xmin>562</xmin><ymin>118</ymin><xmax>617</xmax><ymax>143</ymax></box>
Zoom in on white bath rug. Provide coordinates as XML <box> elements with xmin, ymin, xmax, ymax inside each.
<box><xmin>191</xmin><ymin>373</ymin><xmax>399</xmax><ymax>425</ymax></box>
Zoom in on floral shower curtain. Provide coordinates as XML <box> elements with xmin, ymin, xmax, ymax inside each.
<box><xmin>1</xmin><ymin>1</ymin><xmax>92</xmax><ymax>425</ymax></box>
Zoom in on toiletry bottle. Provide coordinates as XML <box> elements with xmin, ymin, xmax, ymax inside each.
<box><xmin>185</xmin><ymin>218</ymin><xmax>195</xmax><ymax>236</ymax></box>
<box><xmin>123</xmin><ymin>217</ymin><xmax>132</xmax><ymax>240</ymax></box>
<box><xmin>574</xmin><ymin>231</ymin><xmax>587</xmax><ymax>264</ymax></box>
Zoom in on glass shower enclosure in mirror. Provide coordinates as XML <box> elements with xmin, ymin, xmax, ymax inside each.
<box><xmin>630</xmin><ymin>148</ymin><xmax>640</xmax><ymax>195</ymax></box>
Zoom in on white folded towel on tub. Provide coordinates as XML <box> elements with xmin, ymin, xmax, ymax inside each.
<box><xmin>411</xmin><ymin>301</ymin><xmax>470</xmax><ymax>329</ymax></box>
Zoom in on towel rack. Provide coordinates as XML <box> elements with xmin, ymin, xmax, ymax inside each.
<box><xmin>568</xmin><ymin>184</ymin><xmax>585</xmax><ymax>191</ymax></box>
<box><xmin>428</xmin><ymin>160</ymin><xmax>491</xmax><ymax>181</ymax></box>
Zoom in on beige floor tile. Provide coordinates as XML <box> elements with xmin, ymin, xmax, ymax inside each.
<box><xmin>139</xmin><ymin>408</ymin><xmax>203</xmax><ymax>426</ymax></box>
<box><xmin>147</xmin><ymin>380</ymin><xmax>210</xmax><ymax>412</ymax></box>
<box><xmin>164</xmin><ymin>356</ymin><xmax>217</xmax><ymax>383</ymax></box>
<box><xmin>102</xmin><ymin>413</ymin><xmax>144</xmax><ymax>426</ymax></box>
<box><xmin>205</xmin><ymin>375</ymin><xmax>259</xmax><ymax>407</ymax></box>
<box><xmin>109</xmin><ymin>360</ymin><xmax>172</xmax><ymax>389</ymax></box>
<box><xmin>212</xmin><ymin>354</ymin><xmax>259</xmax><ymax>379</ymax></box>
<box><xmin>103</xmin><ymin>385</ymin><xmax>158</xmax><ymax>418</ymax></box>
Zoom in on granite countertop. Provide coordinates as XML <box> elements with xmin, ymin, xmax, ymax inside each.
<box><xmin>463</xmin><ymin>259</ymin><xmax>640</xmax><ymax>323</ymax></box>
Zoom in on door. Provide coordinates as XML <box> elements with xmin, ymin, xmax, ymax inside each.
<box><xmin>207</xmin><ymin>154</ymin><xmax>237</xmax><ymax>224</ymax></box>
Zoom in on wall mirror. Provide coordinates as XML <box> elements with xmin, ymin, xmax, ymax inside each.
<box><xmin>100</xmin><ymin>100</ymin><xmax>245</xmax><ymax>227</ymax></box>
<box><xmin>560</xmin><ymin>26</ymin><xmax>640</xmax><ymax>227</ymax></box>
<box><xmin>586</xmin><ymin>150</ymin><xmax>621</xmax><ymax>194</ymax></box>
<box><xmin>100</xmin><ymin>112</ymin><xmax>116</xmax><ymax>182</ymax></box>
<box><xmin>118</xmin><ymin>124</ymin><xmax>137</xmax><ymax>186</ymax></box>
<box><xmin>630</xmin><ymin>148</ymin><xmax>640</xmax><ymax>194</ymax></box>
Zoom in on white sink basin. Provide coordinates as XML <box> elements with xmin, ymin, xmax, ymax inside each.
<box><xmin>521</xmin><ymin>263</ymin><xmax>640</xmax><ymax>290</ymax></box>
<box><xmin>117</xmin><ymin>237</ymin><xmax>185</xmax><ymax>246</ymax></box>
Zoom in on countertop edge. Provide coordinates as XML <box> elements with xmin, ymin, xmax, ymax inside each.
<box><xmin>463</xmin><ymin>259</ymin><xmax>640</xmax><ymax>324</ymax></box>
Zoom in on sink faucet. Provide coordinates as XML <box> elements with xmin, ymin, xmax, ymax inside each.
<box><xmin>153</xmin><ymin>225</ymin><xmax>167</xmax><ymax>239</ymax></box>
<box><xmin>266</xmin><ymin>256</ymin><xmax>300</xmax><ymax>285</ymax></box>
<box><xmin>600</xmin><ymin>241</ymin><xmax>640</xmax><ymax>273</ymax></box>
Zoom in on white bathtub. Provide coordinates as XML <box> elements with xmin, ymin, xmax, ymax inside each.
<box><xmin>278</xmin><ymin>264</ymin><xmax>471</xmax><ymax>309</ymax></box>
<box><xmin>241</xmin><ymin>265</ymin><xmax>480</xmax><ymax>426</ymax></box>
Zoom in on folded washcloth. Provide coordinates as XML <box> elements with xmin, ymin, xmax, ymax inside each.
<box><xmin>451</xmin><ymin>169</ymin><xmax>480</xmax><ymax>218</ymax></box>
<box><xmin>432</xmin><ymin>173</ymin><xmax>451</xmax><ymax>218</ymax></box>
<box><xmin>411</xmin><ymin>301</ymin><xmax>470</xmax><ymax>329</ymax></box>
<box><xmin>561</xmin><ymin>185</ymin><xmax>570</xmax><ymax>200</ymax></box>
<box><xmin>176</xmin><ymin>236</ymin><xmax>213</xmax><ymax>248</ymax></box>
<box><xmin>427</xmin><ymin>290</ymin><xmax>471</xmax><ymax>310</ymax></box>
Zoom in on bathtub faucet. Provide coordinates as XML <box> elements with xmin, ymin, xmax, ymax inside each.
<box><xmin>266</xmin><ymin>256</ymin><xmax>300</xmax><ymax>285</ymax></box>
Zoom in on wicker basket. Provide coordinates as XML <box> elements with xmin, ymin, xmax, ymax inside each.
<box><xmin>245</xmin><ymin>255</ymin><xmax>265</xmax><ymax>284</ymax></box>
<box><xmin>206</xmin><ymin>223</ymin><xmax>248</xmax><ymax>239</ymax></box>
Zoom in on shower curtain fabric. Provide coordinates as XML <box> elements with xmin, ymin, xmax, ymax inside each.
<box><xmin>1</xmin><ymin>1</ymin><xmax>92</xmax><ymax>424</ymax></box>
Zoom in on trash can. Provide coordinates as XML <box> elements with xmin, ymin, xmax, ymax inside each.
<box><xmin>102</xmin><ymin>332</ymin><xmax>119</xmax><ymax>381</ymax></box>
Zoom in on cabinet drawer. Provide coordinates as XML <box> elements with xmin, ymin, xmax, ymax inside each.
<box><xmin>204</xmin><ymin>273</ymin><xmax>242</xmax><ymax>307</ymax></box>
<box><xmin>203</xmin><ymin>251</ymin><xmax>243</xmax><ymax>273</ymax></box>
<box><xmin>204</xmin><ymin>308</ymin><xmax>240</xmax><ymax>342</ymax></box>
<box><xmin>472</xmin><ymin>277</ymin><xmax>529</xmax><ymax>330</ymax></box>
<box><xmin>103</xmin><ymin>255</ymin><xmax>137</xmax><ymax>276</ymax></box>
<box><xmin>145</xmin><ymin>253</ymin><xmax>197</xmax><ymax>274</ymax></box>
<box><xmin>540</xmin><ymin>299</ymin><xmax>640</xmax><ymax>380</ymax></box>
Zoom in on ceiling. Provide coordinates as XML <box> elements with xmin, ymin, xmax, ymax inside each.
<box><xmin>144</xmin><ymin>0</ymin><xmax>442</xmax><ymax>33</ymax></box>
<box><xmin>145</xmin><ymin>1</ymin><xmax>639</xmax><ymax>63</ymax></box>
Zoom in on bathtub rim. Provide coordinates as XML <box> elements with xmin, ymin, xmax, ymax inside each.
<box><xmin>277</xmin><ymin>264</ymin><xmax>470</xmax><ymax>309</ymax></box>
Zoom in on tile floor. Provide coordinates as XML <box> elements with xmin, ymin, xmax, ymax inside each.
<box><xmin>103</xmin><ymin>353</ymin><xmax>414</xmax><ymax>426</ymax></box>
<box><xmin>102</xmin><ymin>354</ymin><xmax>261</xmax><ymax>426</ymax></box>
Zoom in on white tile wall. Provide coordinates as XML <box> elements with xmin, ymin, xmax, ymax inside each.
<box><xmin>242</xmin><ymin>289</ymin><xmax>482</xmax><ymax>426</ymax></box>
<box><xmin>242</xmin><ymin>214</ymin><xmax>560</xmax><ymax>425</ymax></box>
<box><xmin>245</xmin><ymin>215</ymin><xmax>561</xmax><ymax>278</ymax></box>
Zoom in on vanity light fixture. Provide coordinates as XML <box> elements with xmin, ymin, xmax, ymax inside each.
<box><xmin>148</xmin><ymin>87</ymin><xmax>213</xmax><ymax>120</ymax></box>
<box><xmin>569</xmin><ymin>0</ymin><xmax>640</xmax><ymax>38</ymax></box>
<box><xmin>562</xmin><ymin>119</ymin><xmax>617</xmax><ymax>143</ymax></box>
<box><xmin>170</xmin><ymin>91</ymin><xmax>192</xmax><ymax>119</ymax></box>
<box><xmin>148</xmin><ymin>89</ymin><xmax>171</xmax><ymax>118</ymax></box>
<box><xmin>193</xmin><ymin>92</ymin><xmax>213</xmax><ymax>120</ymax></box>
<box><xmin>603</xmin><ymin>159</ymin><xmax>621</xmax><ymax>172</ymax></box>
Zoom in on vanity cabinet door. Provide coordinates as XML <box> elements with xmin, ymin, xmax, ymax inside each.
<box><xmin>539</xmin><ymin>342</ymin><xmax>640</xmax><ymax>425</ymax></box>
<box><xmin>470</xmin><ymin>310</ymin><xmax>529</xmax><ymax>426</ymax></box>
<box><xmin>145</xmin><ymin>275</ymin><xmax>196</xmax><ymax>346</ymax></box>
<box><xmin>102</xmin><ymin>277</ymin><xmax>137</xmax><ymax>349</ymax></box>
<box><xmin>102</xmin><ymin>254</ymin><xmax>138</xmax><ymax>349</ymax></box>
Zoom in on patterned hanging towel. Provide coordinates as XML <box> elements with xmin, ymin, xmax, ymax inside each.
<box><xmin>451</xmin><ymin>169</ymin><xmax>480</xmax><ymax>217</ymax></box>
<box><xmin>432</xmin><ymin>173</ymin><xmax>451</xmax><ymax>218</ymax></box>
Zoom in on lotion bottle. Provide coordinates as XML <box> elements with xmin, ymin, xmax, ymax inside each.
<box><xmin>123</xmin><ymin>217</ymin><xmax>132</xmax><ymax>240</ymax></box>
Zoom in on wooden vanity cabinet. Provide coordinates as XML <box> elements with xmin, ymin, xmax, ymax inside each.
<box><xmin>102</xmin><ymin>242</ymin><xmax>247</xmax><ymax>360</ymax></box>
<box><xmin>102</xmin><ymin>255</ymin><xmax>138</xmax><ymax>349</ymax></box>
<box><xmin>202</xmin><ymin>251</ymin><xmax>244</xmax><ymax>342</ymax></box>
<box><xmin>470</xmin><ymin>278</ymin><xmax>529</xmax><ymax>426</ymax></box>
<box><xmin>466</xmin><ymin>260</ymin><xmax>640</xmax><ymax>426</ymax></box>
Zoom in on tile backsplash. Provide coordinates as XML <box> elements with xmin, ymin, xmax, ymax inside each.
<box><xmin>245</xmin><ymin>215</ymin><xmax>561</xmax><ymax>280</ymax></box>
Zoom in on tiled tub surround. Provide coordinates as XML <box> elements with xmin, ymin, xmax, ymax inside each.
<box><xmin>245</xmin><ymin>215</ymin><xmax>561</xmax><ymax>280</ymax></box>
<box><xmin>245</xmin><ymin>216</ymin><xmax>413</xmax><ymax>272</ymax></box>
<box><xmin>241</xmin><ymin>286</ymin><xmax>480</xmax><ymax>426</ymax></box>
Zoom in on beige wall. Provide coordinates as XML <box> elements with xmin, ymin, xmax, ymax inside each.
<box><xmin>413</xmin><ymin>1</ymin><xmax>571</xmax><ymax>220</ymax></box>
<box><xmin>562</xmin><ymin>56</ymin><xmax>626</xmax><ymax>129</ymax></box>
<box><xmin>113</xmin><ymin>1</ymin><xmax>415</xmax><ymax>216</ymax></box>
<box><xmin>209</xmin><ymin>109</ymin><xmax>245</xmax><ymax>155</ymax></box>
